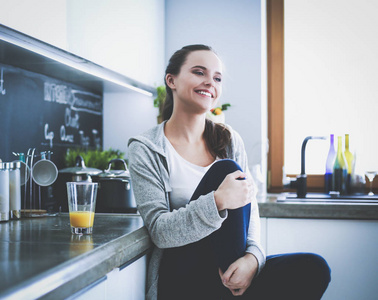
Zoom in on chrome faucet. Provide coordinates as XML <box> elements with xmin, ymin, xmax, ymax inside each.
<box><xmin>286</xmin><ymin>136</ymin><xmax>326</xmax><ymax>198</ymax></box>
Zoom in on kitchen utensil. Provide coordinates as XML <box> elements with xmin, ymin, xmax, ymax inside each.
<box><xmin>22</xmin><ymin>149</ymin><xmax>58</xmax><ymax>217</ymax></box>
<box><xmin>32</xmin><ymin>154</ymin><xmax>58</xmax><ymax>186</ymax></box>
<box><xmin>12</xmin><ymin>153</ymin><xmax>30</xmax><ymax>185</ymax></box>
<box><xmin>92</xmin><ymin>159</ymin><xmax>137</xmax><ymax>213</ymax></box>
<box><xmin>59</xmin><ymin>155</ymin><xmax>102</xmax><ymax>181</ymax></box>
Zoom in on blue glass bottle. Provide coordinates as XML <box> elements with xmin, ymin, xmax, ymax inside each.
<box><xmin>325</xmin><ymin>134</ymin><xmax>336</xmax><ymax>193</ymax></box>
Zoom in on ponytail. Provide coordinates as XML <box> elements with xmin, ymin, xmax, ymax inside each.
<box><xmin>204</xmin><ymin>119</ymin><xmax>231</xmax><ymax>159</ymax></box>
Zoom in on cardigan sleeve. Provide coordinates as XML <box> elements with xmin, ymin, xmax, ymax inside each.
<box><xmin>128</xmin><ymin>140</ymin><xmax>227</xmax><ymax>249</ymax></box>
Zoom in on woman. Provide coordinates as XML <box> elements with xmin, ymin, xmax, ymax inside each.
<box><xmin>128</xmin><ymin>45</ymin><xmax>330</xmax><ymax>300</ymax></box>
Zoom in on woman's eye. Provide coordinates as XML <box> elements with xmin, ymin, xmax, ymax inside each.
<box><xmin>214</xmin><ymin>77</ymin><xmax>222</xmax><ymax>83</ymax></box>
<box><xmin>193</xmin><ymin>70</ymin><xmax>204</xmax><ymax>76</ymax></box>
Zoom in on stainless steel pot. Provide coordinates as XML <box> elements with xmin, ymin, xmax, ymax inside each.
<box><xmin>92</xmin><ymin>159</ymin><xmax>137</xmax><ymax>213</ymax></box>
<box><xmin>55</xmin><ymin>156</ymin><xmax>102</xmax><ymax>212</ymax></box>
<box><xmin>59</xmin><ymin>155</ymin><xmax>102</xmax><ymax>182</ymax></box>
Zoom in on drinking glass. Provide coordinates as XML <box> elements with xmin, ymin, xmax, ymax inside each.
<box><xmin>67</xmin><ymin>182</ymin><xmax>98</xmax><ymax>234</ymax></box>
<box><xmin>364</xmin><ymin>171</ymin><xmax>377</xmax><ymax>196</ymax></box>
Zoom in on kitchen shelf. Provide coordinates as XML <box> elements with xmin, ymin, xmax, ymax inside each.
<box><xmin>0</xmin><ymin>24</ymin><xmax>155</xmax><ymax>96</ymax></box>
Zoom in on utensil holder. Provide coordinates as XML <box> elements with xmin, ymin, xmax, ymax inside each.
<box><xmin>22</xmin><ymin>148</ymin><xmax>56</xmax><ymax>216</ymax></box>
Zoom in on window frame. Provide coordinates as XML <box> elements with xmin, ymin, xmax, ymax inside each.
<box><xmin>266</xmin><ymin>0</ymin><xmax>375</xmax><ymax>193</ymax></box>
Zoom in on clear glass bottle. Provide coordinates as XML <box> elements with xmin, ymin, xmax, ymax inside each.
<box><xmin>0</xmin><ymin>162</ymin><xmax>10</xmax><ymax>222</ymax></box>
<box><xmin>333</xmin><ymin>136</ymin><xmax>348</xmax><ymax>194</ymax></box>
<box><xmin>325</xmin><ymin>134</ymin><xmax>336</xmax><ymax>193</ymax></box>
<box><xmin>344</xmin><ymin>134</ymin><xmax>354</xmax><ymax>194</ymax></box>
<box><xmin>9</xmin><ymin>162</ymin><xmax>21</xmax><ymax>219</ymax></box>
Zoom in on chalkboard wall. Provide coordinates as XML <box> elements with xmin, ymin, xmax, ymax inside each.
<box><xmin>0</xmin><ymin>63</ymin><xmax>103</xmax><ymax>169</ymax></box>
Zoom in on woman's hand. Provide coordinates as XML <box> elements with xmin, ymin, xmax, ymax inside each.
<box><xmin>214</xmin><ymin>170</ymin><xmax>255</xmax><ymax>210</ymax></box>
<box><xmin>218</xmin><ymin>253</ymin><xmax>258</xmax><ymax>296</ymax></box>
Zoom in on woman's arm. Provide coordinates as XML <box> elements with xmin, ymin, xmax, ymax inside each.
<box><xmin>128</xmin><ymin>141</ymin><xmax>226</xmax><ymax>249</ymax></box>
<box><xmin>245</xmin><ymin>167</ymin><xmax>266</xmax><ymax>274</ymax></box>
<box><xmin>229</xmin><ymin>128</ymin><xmax>266</xmax><ymax>274</ymax></box>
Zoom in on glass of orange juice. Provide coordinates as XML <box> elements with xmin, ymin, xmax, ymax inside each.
<box><xmin>66</xmin><ymin>182</ymin><xmax>98</xmax><ymax>234</ymax></box>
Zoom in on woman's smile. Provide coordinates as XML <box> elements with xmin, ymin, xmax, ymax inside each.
<box><xmin>195</xmin><ymin>89</ymin><xmax>213</xmax><ymax>98</ymax></box>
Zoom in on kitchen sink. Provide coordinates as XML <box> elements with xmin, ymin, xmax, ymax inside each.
<box><xmin>277</xmin><ymin>192</ymin><xmax>378</xmax><ymax>204</ymax></box>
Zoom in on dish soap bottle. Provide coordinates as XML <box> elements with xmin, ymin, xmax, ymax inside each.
<box><xmin>344</xmin><ymin>134</ymin><xmax>354</xmax><ymax>194</ymax></box>
<box><xmin>325</xmin><ymin>134</ymin><xmax>336</xmax><ymax>193</ymax></box>
<box><xmin>333</xmin><ymin>136</ymin><xmax>348</xmax><ymax>194</ymax></box>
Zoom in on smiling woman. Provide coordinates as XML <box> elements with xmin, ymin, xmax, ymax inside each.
<box><xmin>128</xmin><ymin>44</ymin><xmax>330</xmax><ymax>300</ymax></box>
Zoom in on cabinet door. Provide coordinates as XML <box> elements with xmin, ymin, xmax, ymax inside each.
<box><xmin>106</xmin><ymin>255</ymin><xmax>147</xmax><ymax>300</ymax></box>
<box><xmin>70</xmin><ymin>277</ymin><xmax>107</xmax><ymax>300</ymax></box>
<box><xmin>266</xmin><ymin>218</ymin><xmax>378</xmax><ymax>300</ymax></box>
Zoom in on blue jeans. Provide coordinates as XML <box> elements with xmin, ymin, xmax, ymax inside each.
<box><xmin>158</xmin><ymin>160</ymin><xmax>331</xmax><ymax>299</ymax></box>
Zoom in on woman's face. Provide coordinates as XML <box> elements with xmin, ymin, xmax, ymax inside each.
<box><xmin>166</xmin><ymin>50</ymin><xmax>223</xmax><ymax>115</ymax></box>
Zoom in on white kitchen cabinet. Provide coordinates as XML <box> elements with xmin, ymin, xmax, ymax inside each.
<box><xmin>70</xmin><ymin>254</ymin><xmax>147</xmax><ymax>300</ymax></box>
<box><xmin>264</xmin><ymin>218</ymin><xmax>378</xmax><ymax>300</ymax></box>
<box><xmin>106</xmin><ymin>254</ymin><xmax>147</xmax><ymax>300</ymax></box>
<box><xmin>70</xmin><ymin>277</ymin><xmax>107</xmax><ymax>300</ymax></box>
<box><xmin>260</xmin><ymin>217</ymin><xmax>267</xmax><ymax>252</ymax></box>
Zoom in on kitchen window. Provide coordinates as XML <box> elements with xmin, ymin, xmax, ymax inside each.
<box><xmin>267</xmin><ymin>0</ymin><xmax>378</xmax><ymax>192</ymax></box>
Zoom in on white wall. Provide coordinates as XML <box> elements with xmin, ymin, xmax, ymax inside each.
<box><xmin>66</xmin><ymin>0</ymin><xmax>165</xmax><ymax>88</ymax></box>
<box><xmin>103</xmin><ymin>91</ymin><xmax>157</xmax><ymax>157</ymax></box>
<box><xmin>0</xmin><ymin>0</ymin><xmax>68</xmax><ymax>49</ymax></box>
<box><xmin>165</xmin><ymin>0</ymin><xmax>267</xmax><ymax>169</ymax></box>
<box><xmin>64</xmin><ymin>0</ymin><xmax>166</xmax><ymax>155</ymax></box>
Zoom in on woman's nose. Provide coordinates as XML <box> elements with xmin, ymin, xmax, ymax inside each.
<box><xmin>204</xmin><ymin>76</ymin><xmax>215</xmax><ymax>86</ymax></box>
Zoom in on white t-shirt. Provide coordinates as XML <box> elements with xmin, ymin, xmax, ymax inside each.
<box><xmin>164</xmin><ymin>136</ymin><xmax>216</xmax><ymax>210</ymax></box>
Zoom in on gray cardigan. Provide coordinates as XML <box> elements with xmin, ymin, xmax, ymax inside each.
<box><xmin>128</xmin><ymin>121</ymin><xmax>266</xmax><ymax>300</ymax></box>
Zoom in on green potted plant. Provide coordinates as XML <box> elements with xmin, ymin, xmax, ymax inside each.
<box><xmin>64</xmin><ymin>148</ymin><xmax>126</xmax><ymax>170</ymax></box>
<box><xmin>154</xmin><ymin>85</ymin><xmax>166</xmax><ymax>124</ymax></box>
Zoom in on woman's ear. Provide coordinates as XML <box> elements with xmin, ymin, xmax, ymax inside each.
<box><xmin>165</xmin><ymin>74</ymin><xmax>176</xmax><ymax>90</ymax></box>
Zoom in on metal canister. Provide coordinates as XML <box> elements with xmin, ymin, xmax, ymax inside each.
<box><xmin>0</xmin><ymin>162</ymin><xmax>10</xmax><ymax>222</ymax></box>
<box><xmin>9</xmin><ymin>162</ymin><xmax>21</xmax><ymax>219</ymax></box>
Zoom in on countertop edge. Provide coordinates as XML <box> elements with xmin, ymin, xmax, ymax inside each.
<box><xmin>2</xmin><ymin>226</ymin><xmax>152</xmax><ymax>300</ymax></box>
<box><xmin>258</xmin><ymin>202</ymin><xmax>378</xmax><ymax>220</ymax></box>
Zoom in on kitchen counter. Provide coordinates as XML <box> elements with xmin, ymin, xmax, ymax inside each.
<box><xmin>0</xmin><ymin>214</ymin><xmax>152</xmax><ymax>299</ymax></box>
<box><xmin>258</xmin><ymin>194</ymin><xmax>378</xmax><ymax>220</ymax></box>
<box><xmin>1</xmin><ymin>198</ymin><xmax>377</xmax><ymax>299</ymax></box>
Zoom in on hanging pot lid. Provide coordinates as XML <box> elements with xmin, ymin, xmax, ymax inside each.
<box><xmin>59</xmin><ymin>155</ymin><xmax>102</xmax><ymax>175</ymax></box>
<box><xmin>97</xmin><ymin>158</ymin><xmax>130</xmax><ymax>179</ymax></box>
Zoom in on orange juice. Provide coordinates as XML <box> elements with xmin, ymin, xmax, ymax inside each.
<box><xmin>69</xmin><ymin>211</ymin><xmax>95</xmax><ymax>228</ymax></box>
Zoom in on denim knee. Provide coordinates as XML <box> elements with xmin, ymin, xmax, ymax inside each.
<box><xmin>297</xmin><ymin>253</ymin><xmax>331</xmax><ymax>293</ymax></box>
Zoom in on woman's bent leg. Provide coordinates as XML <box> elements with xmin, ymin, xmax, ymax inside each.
<box><xmin>242</xmin><ymin>253</ymin><xmax>331</xmax><ymax>300</ymax></box>
<box><xmin>190</xmin><ymin>159</ymin><xmax>251</xmax><ymax>272</ymax></box>
<box><xmin>158</xmin><ymin>159</ymin><xmax>251</xmax><ymax>299</ymax></box>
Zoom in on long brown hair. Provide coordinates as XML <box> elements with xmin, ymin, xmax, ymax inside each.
<box><xmin>162</xmin><ymin>44</ymin><xmax>231</xmax><ymax>159</ymax></box>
